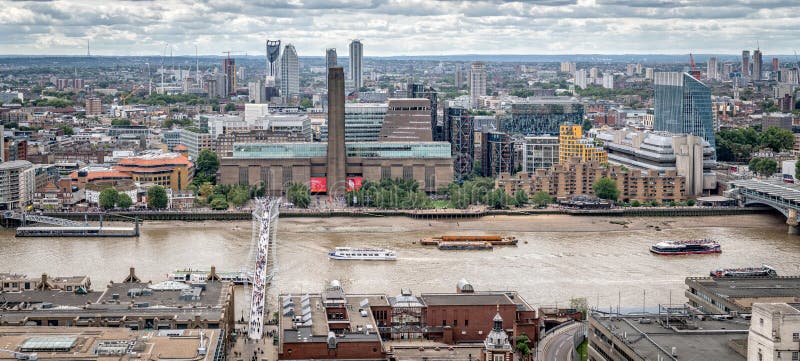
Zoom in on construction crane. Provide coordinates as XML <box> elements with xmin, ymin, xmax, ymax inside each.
<box><xmin>0</xmin><ymin>349</ymin><xmax>38</xmax><ymax>360</ymax></box>
<box><xmin>221</xmin><ymin>51</ymin><xmax>244</xmax><ymax>58</ymax></box>
<box><xmin>120</xmin><ymin>84</ymin><xmax>146</xmax><ymax>105</ymax></box>
<box><xmin>689</xmin><ymin>53</ymin><xmax>701</xmax><ymax>80</ymax></box>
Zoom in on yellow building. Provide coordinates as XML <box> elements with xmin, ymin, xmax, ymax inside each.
<box><xmin>558</xmin><ymin>125</ymin><xmax>608</xmax><ymax>164</ymax></box>
<box><xmin>114</xmin><ymin>153</ymin><xmax>194</xmax><ymax>191</ymax></box>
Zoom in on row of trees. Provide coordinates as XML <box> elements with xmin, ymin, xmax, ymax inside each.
<box><xmin>749</xmin><ymin>157</ymin><xmax>778</xmax><ymax>177</ymax></box>
<box><xmin>715</xmin><ymin>126</ymin><xmax>794</xmax><ymax>162</ymax></box>
<box><xmin>345</xmin><ymin>179</ymin><xmax>433</xmax><ymax>209</ymax></box>
<box><xmin>98</xmin><ymin>186</ymin><xmax>168</xmax><ymax>209</ymax></box>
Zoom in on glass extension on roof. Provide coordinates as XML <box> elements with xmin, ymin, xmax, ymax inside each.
<box><xmin>20</xmin><ymin>337</ymin><xmax>77</xmax><ymax>352</ymax></box>
<box><xmin>233</xmin><ymin>142</ymin><xmax>451</xmax><ymax>159</ymax></box>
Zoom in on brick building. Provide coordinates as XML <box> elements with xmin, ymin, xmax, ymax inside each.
<box><xmin>496</xmin><ymin>157</ymin><xmax>687</xmax><ymax>203</ymax></box>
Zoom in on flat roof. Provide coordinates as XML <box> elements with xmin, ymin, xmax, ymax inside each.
<box><xmin>420</xmin><ymin>293</ymin><xmax>515</xmax><ymax>306</ymax></box>
<box><xmin>687</xmin><ymin>276</ymin><xmax>800</xmax><ymax>299</ymax></box>
<box><xmin>592</xmin><ymin>315</ymin><xmax>747</xmax><ymax>361</ymax></box>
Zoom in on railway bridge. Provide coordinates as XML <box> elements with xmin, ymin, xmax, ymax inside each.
<box><xmin>727</xmin><ymin>178</ymin><xmax>800</xmax><ymax>234</ymax></box>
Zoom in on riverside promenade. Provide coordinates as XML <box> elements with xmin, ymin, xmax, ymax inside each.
<box><xmin>0</xmin><ymin>205</ymin><xmax>775</xmax><ymax>224</ymax></box>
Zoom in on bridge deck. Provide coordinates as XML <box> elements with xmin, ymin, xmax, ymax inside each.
<box><xmin>731</xmin><ymin>179</ymin><xmax>800</xmax><ymax>203</ymax></box>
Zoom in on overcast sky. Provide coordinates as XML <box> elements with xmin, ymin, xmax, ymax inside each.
<box><xmin>2</xmin><ymin>0</ymin><xmax>799</xmax><ymax>57</ymax></box>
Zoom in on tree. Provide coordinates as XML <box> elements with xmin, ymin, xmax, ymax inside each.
<box><xmin>99</xmin><ymin>188</ymin><xmax>119</xmax><ymax>210</ymax></box>
<box><xmin>760</xmin><ymin>126</ymin><xmax>794</xmax><ymax>152</ymax></box>
<box><xmin>530</xmin><ymin>191</ymin><xmax>554</xmax><ymax>207</ymax></box>
<box><xmin>227</xmin><ymin>186</ymin><xmax>250</xmax><ymax>207</ymax></box>
<box><xmin>147</xmin><ymin>185</ymin><xmax>169</xmax><ymax>209</ymax></box>
<box><xmin>514</xmin><ymin>189</ymin><xmax>529</xmax><ymax>207</ymax></box>
<box><xmin>117</xmin><ymin>193</ymin><xmax>133</xmax><ymax>209</ymax></box>
<box><xmin>795</xmin><ymin>156</ymin><xmax>800</xmax><ymax>181</ymax></box>
<box><xmin>56</xmin><ymin>125</ymin><xmax>75</xmax><ymax>136</ymax></box>
<box><xmin>582</xmin><ymin>119</ymin><xmax>593</xmax><ymax>132</ymax></box>
<box><xmin>210</xmin><ymin>197</ymin><xmax>229</xmax><ymax>210</ymax></box>
<box><xmin>749</xmin><ymin>157</ymin><xmax>778</xmax><ymax>177</ymax></box>
<box><xmin>593</xmin><ymin>177</ymin><xmax>620</xmax><ymax>201</ymax></box>
<box><xmin>224</xmin><ymin>103</ymin><xmax>236</xmax><ymax>112</ymax></box>
<box><xmin>198</xmin><ymin>182</ymin><xmax>214</xmax><ymax>198</ymax></box>
<box><xmin>286</xmin><ymin>183</ymin><xmax>311</xmax><ymax>208</ymax></box>
<box><xmin>195</xmin><ymin>149</ymin><xmax>220</xmax><ymax>184</ymax></box>
<box><xmin>515</xmin><ymin>335</ymin><xmax>532</xmax><ymax>358</ymax></box>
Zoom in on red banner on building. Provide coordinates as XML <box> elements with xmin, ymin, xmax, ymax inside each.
<box><xmin>346</xmin><ymin>177</ymin><xmax>363</xmax><ymax>192</ymax></box>
<box><xmin>310</xmin><ymin>177</ymin><xmax>327</xmax><ymax>193</ymax></box>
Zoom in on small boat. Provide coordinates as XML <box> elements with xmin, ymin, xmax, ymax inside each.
<box><xmin>710</xmin><ymin>265</ymin><xmax>777</xmax><ymax>278</ymax></box>
<box><xmin>650</xmin><ymin>239</ymin><xmax>721</xmax><ymax>255</ymax></box>
<box><xmin>328</xmin><ymin>247</ymin><xmax>397</xmax><ymax>261</ymax></box>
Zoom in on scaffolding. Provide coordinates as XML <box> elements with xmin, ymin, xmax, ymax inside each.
<box><xmin>247</xmin><ymin>197</ymin><xmax>280</xmax><ymax>340</ymax></box>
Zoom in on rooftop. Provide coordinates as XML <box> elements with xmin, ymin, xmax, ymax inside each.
<box><xmin>420</xmin><ymin>293</ymin><xmax>515</xmax><ymax>307</ymax></box>
<box><xmin>591</xmin><ymin>314</ymin><xmax>748</xmax><ymax>361</ymax></box>
<box><xmin>687</xmin><ymin>276</ymin><xmax>800</xmax><ymax>300</ymax></box>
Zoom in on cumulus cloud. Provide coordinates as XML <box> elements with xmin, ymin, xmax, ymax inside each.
<box><xmin>0</xmin><ymin>0</ymin><xmax>798</xmax><ymax>55</ymax></box>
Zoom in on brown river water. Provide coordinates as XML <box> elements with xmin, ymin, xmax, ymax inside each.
<box><xmin>1</xmin><ymin>214</ymin><xmax>798</xmax><ymax>310</ymax></box>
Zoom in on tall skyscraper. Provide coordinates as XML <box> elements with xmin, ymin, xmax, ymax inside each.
<box><xmin>266</xmin><ymin>40</ymin><xmax>281</xmax><ymax>85</ymax></box>
<box><xmin>349</xmin><ymin>40</ymin><xmax>363</xmax><ymax>92</ymax></box>
<box><xmin>278</xmin><ymin>44</ymin><xmax>299</xmax><ymax>99</ymax></box>
<box><xmin>707</xmin><ymin>57</ymin><xmax>718</xmax><ymax>80</ymax></box>
<box><xmin>772</xmin><ymin>57</ymin><xmax>779</xmax><ymax>71</ymax></box>
<box><xmin>742</xmin><ymin>50</ymin><xmax>750</xmax><ymax>78</ymax></box>
<box><xmin>653</xmin><ymin>72</ymin><xmax>714</xmax><ymax>149</ymax></box>
<box><xmin>469</xmin><ymin>62</ymin><xmax>486</xmax><ymax>109</ymax></box>
<box><xmin>325</xmin><ymin>48</ymin><xmax>337</xmax><ymax>87</ymax></box>
<box><xmin>454</xmin><ymin>64</ymin><xmax>465</xmax><ymax>89</ymax></box>
<box><xmin>327</xmin><ymin>66</ymin><xmax>346</xmax><ymax>196</ymax></box>
<box><xmin>223</xmin><ymin>57</ymin><xmax>236</xmax><ymax>96</ymax></box>
<box><xmin>447</xmin><ymin>106</ymin><xmax>474</xmax><ymax>181</ymax></box>
<box><xmin>752</xmin><ymin>48</ymin><xmax>763</xmax><ymax>81</ymax></box>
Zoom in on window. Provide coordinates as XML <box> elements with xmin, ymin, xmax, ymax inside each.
<box><xmin>792</xmin><ymin>351</ymin><xmax>799</xmax><ymax>361</ymax></box>
<box><xmin>465</xmin><ymin>319</ymin><xmax>469</xmax><ymax>326</ymax></box>
<box><xmin>759</xmin><ymin>318</ymin><xmax>764</xmax><ymax>327</ymax></box>
<box><xmin>442</xmin><ymin>320</ymin><xmax>446</xmax><ymax>326</ymax></box>
<box><xmin>794</xmin><ymin>332</ymin><xmax>800</xmax><ymax>342</ymax></box>
<box><xmin>453</xmin><ymin>319</ymin><xmax>457</xmax><ymax>326</ymax></box>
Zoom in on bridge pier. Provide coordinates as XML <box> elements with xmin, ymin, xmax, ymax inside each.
<box><xmin>789</xmin><ymin>224</ymin><xmax>800</xmax><ymax>235</ymax></box>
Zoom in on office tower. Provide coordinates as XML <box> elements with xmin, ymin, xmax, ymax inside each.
<box><xmin>503</xmin><ymin>99</ymin><xmax>583</xmax><ymax>135</ymax></box>
<box><xmin>266</xmin><ymin>40</ymin><xmax>281</xmax><ymax>85</ymax></box>
<box><xmin>742</xmin><ymin>50</ymin><xmax>750</xmax><ymax>77</ymax></box>
<box><xmin>602</xmin><ymin>74</ymin><xmax>614</xmax><ymax>89</ymax></box>
<box><xmin>379</xmin><ymin>98</ymin><xmax>432</xmax><ymax>141</ymax></box>
<box><xmin>753</xmin><ymin>49</ymin><xmax>763</xmax><ymax>81</ymax></box>
<box><xmin>278</xmin><ymin>43</ymin><xmax>299</xmax><ymax>99</ymax></box>
<box><xmin>653</xmin><ymin>72</ymin><xmax>714</xmax><ymax>149</ymax></box>
<box><xmin>325</xmin><ymin>48</ymin><xmax>337</xmax><ymax>87</ymax></box>
<box><xmin>326</xmin><ymin>66</ymin><xmax>346</xmax><ymax>196</ymax></box>
<box><xmin>469</xmin><ymin>62</ymin><xmax>486</xmax><ymax>109</ymax></box>
<box><xmin>447</xmin><ymin>107</ymin><xmax>474</xmax><ymax>181</ymax></box>
<box><xmin>454</xmin><ymin>64</ymin><xmax>465</xmax><ymax>89</ymax></box>
<box><xmin>248</xmin><ymin>80</ymin><xmax>266</xmax><ymax>103</ymax></box>
<box><xmin>408</xmin><ymin>83</ymin><xmax>440</xmax><ymax>141</ymax></box>
<box><xmin>349</xmin><ymin>40</ymin><xmax>363</xmax><ymax>92</ymax></box>
<box><xmin>707</xmin><ymin>57</ymin><xmax>718</xmax><ymax>80</ymax></box>
<box><xmin>85</xmin><ymin>97</ymin><xmax>102</xmax><ymax>115</ymax></box>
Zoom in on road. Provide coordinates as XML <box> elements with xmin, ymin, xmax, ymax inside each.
<box><xmin>538</xmin><ymin>322</ymin><xmax>583</xmax><ymax>361</ymax></box>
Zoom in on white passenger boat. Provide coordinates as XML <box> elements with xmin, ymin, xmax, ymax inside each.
<box><xmin>327</xmin><ymin>247</ymin><xmax>397</xmax><ymax>261</ymax></box>
<box><xmin>168</xmin><ymin>269</ymin><xmax>256</xmax><ymax>284</ymax></box>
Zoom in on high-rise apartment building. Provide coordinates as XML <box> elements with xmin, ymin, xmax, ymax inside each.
<box><xmin>469</xmin><ymin>62</ymin><xmax>486</xmax><ymax>109</ymax></box>
<box><xmin>772</xmin><ymin>57</ymin><xmax>779</xmax><ymax>71</ymax></box>
<box><xmin>223</xmin><ymin>58</ymin><xmax>236</xmax><ymax>96</ymax></box>
<box><xmin>278</xmin><ymin>44</ymin><xmax>299</xmax><ymax>100</ymax></box>
<box><xmin>558</xmin><ymin>125</ymin><xmax>607</xmax><ymax>164</ymax></box>
<box><xmin>742</xmin><ymin>50</ymin><xmax>750</xmax><ymax>77</ymax></box>
<box><xmin>602</xmin><ymin>74</ymin><xmax>614</xmax><ymax>89</ymax></box>
<box><xmin>752</xmin><ymin>48</ymin><xmax>763</xmax><ymax>81</ymax></box>
<box><xmin>325</xmin><ymin>48</ymin><xmax>337</xmax><ymax>87</ymax></box>
<box><xmin>574</xmin><ymin>69</ymin><xmax>588</xmax><ymax>89</ymax></box>
<box><xmin>349</xmin><ymin>40</ymin><xmax>363</xmax><ymax>92</ymax></box>
<box><xmin>522</xmin><ymin>136</ymin><xmax>559</xmax><ymax>173</ymax></box>
<box><xmin>455</xmin><ymin>64</ymin><xmax>465</xmax><ymax>88</ymax></box>
<box><xmin>266</xmin><ymin>40</ymin><xmax>281</xmax><ymax>85</ymax></box>
<box><xmin>707</xmin><ymin>57</ymin><xmax>718</xmax><ymax>80</ymax></box>
<box><xmin>653</xmin><ymin>72</ymin><xmax>715</xmax><ymax>149</ymax></box>
<box><xmin>560</xmin><ymin>62</ymin><xmax>576</xmax><ymax>74</ymax></box>
<box><xmin>248</xmin><ymin>80</ymin><xmax>266</xmax><ymax>103</ymax></box>
<box><xmin>85</xmin><ymin>97</ymin><xmax>102</xmax><ymax>116</ymax></box>
<box><xmin>447</xmin><ymin>107</ymin><xmax>474</xmax><ymax>181</ymax></box>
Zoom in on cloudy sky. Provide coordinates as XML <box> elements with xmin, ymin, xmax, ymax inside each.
<box><xmin>2</xmin><ymin>0</ymin><xmax>799</xmax><ymax>56</ymax></box>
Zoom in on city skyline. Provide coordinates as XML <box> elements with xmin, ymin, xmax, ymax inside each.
<box><xmin>2</xmin><ymin>0</ymin><xmax>800</xmax><ymax>56</ymax></box>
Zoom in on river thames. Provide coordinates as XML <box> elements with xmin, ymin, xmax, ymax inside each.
<box><xmin>1</xmin><ymin>213</ymin><xmax>798</xmax><ymax>310</ymax></box>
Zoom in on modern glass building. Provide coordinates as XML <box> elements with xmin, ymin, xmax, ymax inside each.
<box><xmin>653</xmin><ymin>72</ymin><xmax>715</xmax><ymax>149</ymax></box>
<box><xmin>320</xmin><ymin>103</ymin><xmax>387</xmax><ymax>142</ymax></box>
<box><xmin>232</xmin><ymin>142</ymin><xmax>451</xmax><ymax>159</ymax></box>
<box><xmin>502</xmin><ymin>98</ymin><xmax>584</xmax><ymax>135</ymax></box>
<box><xmin>522</xmin><ymin>135</ymin><xmax>559</xmax><ymax>173</ymax></box>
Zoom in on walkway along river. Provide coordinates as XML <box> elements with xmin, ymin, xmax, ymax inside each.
<box><xmin>1</xmin><ymin>213</ymin><xmax>798</xmax><ymax>310</ymax></box>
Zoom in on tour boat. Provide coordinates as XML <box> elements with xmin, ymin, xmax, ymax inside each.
<box><xmin>649</xmin><ymin>239</ymin><xmax>721</xmax><ymax>255</ymax></box>
<box><xmin>328</xmin><ymin>247</ymin><xmax>397</xmax><ymax>261</ymax></box>
<box><xmin>710</xmin><ymin>265</ymin><xmax>777</xmax><ymax>278</ymax></box>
